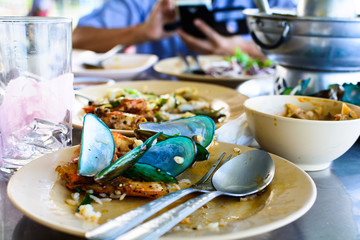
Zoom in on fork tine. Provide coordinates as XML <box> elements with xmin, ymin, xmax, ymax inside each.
<box><xmin>190</xmin><ymin>52</ymin><xmax>206</xmax><ymax>75</ymax></box>
<box><xmin>178</xmin><ymin>52</ymin><xmax>190</xmax><ymax>68</ymax></box>
<box><xmin>194</xmin><ymin>152</ymin><xmax>226</xmax><ymax>186</ymax></box>
<box><xmin>223</xmin><ymin>153</ymin><xmax>233</xmax><ymax>163</ymax></box>
<box><xmin>192</xmin><ymin>52</ymin><xmax>201</xmax><ymax>68</ymax></box>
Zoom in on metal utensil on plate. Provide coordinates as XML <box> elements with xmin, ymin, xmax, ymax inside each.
<box><xmin>192</xmin><ymin>53</ymin><xmax>206</xmax><ymax>74</ymax></box>
<box><xmin>74</xmin><ymin>91</ymin><xmax>94</xmax><ymax>103</ymax></box>
<box><xmin>116</xmin><ymin>149</ymin><xmax>275</xmax><ymax>240</ymax></box>
<box><xmin>86</xmin><ymin>152</ymin><xmax>232</xmax><ymax>240</ymax></box>
<box><xmin>82</xmin><ymin>44</ymin><xmax>127</xmax><ymax>69</ymax></box>
<box><xmin>179</xmin><ymin>52</ymin><xmax>206</xmax><ymax>75</ymax></box>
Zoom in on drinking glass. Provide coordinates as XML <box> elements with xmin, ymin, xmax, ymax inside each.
<box><xmin>0</xmin><ymin>17</ymin><xmax>73</xmax><ymax>175</ymax></box>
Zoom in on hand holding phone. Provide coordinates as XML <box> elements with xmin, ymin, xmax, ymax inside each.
<box><xmin>164</xmin><ymin>0</ymin><xmax>247</xmax><ymax>39</ymax></box>
<box><xmin>177</xmin><ymin>1</ymin><xmax>215</xmax><ymax>38</ymax></box>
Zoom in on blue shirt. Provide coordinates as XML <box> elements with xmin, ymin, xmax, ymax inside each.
<box><xmin>77</xmin><ymin>0</ymin><xmax>295</xmax><ymax>59</ymax></box>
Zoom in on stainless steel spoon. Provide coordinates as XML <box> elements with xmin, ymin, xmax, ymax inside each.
<box><xmin>82</xmin><ymin>44</ymin><xmax>126</xmax><ymax>69</ymax></box>
<box><xmin>116</xmin><ymin>149</ymin><xmax>275</xmax><ymax>240</ymax></box>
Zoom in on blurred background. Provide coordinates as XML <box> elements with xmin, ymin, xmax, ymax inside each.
<box><xmin>0</xmin><ymin>0</ymin><xmax>104</xmax><ymax>27</ymax></box>
<box><xmin>1</xmin><ymin>0</ymin><xmax>360</xmax><ymax>28</ymax></box>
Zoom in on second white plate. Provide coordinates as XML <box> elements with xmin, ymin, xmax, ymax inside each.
<box><xmin>154</xmin><ymin>55</ymin><xmax>273</xmax><ymax>88</ymax></box>
<box><xmin>72</xmin><ymin>50</ymin><xmax>158</xmax><ymax>80</ymax></box>
<box><xmin>73</xmin><ymin>80</ymin><xmax>248</xmax><ymax>135</ymax></box>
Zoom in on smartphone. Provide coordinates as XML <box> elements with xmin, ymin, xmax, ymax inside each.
<box><xmin>175</xmin><ymin>0</ymin><xmax>213</xmax><ymax>38</ymax></box>
<box><xmin>175</xmin><ymin>0</ymin><xmax>248</xmax><ymax>38</ymax></box>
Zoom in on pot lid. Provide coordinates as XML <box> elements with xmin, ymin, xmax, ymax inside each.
<box><xmin>243</xmin><ymin>8</ymin><xmax>360</xmax><ymax>23</ymax></box>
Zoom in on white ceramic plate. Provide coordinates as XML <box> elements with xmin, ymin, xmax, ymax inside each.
<box><xmin>73</xmin><ymin>77</ymin><xmax>115</xmax><ymax>90</ymax></box>
<box><xmin>153</xmin><ymin>55</ymin><xmax>273</xmax><ymax>88</ymax></box>
<box><xmin>73</xmin><ymin>80</ymin><xmax>248</xmax><ymax>135</ymax></box>
<box><xmin>7</xmin><ymin>142</ymin><xmax>316</xmax><ymax>239</ymax></box>
<box><xmin>72</xmin><ymin>49</ymin><xmax>158</xmax><ymax>80</ymax></box>
<box><xmin>237</xmin><ymin>77</ymin><xmax>275</xmax><ymax>98</ymax></box>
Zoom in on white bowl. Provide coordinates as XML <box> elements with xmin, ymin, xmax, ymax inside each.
<box><xmin>72</xmin><ymin>50</ymin><xmax>158</xmax><ymax>80</ymax></box>
<box><xmin>244</xmin><ymin>95</ymin><xmax>360</xmax><ymax>171</ymax></box>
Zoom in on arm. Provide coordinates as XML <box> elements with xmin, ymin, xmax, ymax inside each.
<box><xmin>177</xmin><ymin>18</ymin><xmax>265</xmax><ymax>59</ymax></box>
<box><xmin>73</xmin><ymin>25</ymin><xmax>148</xmax><ymax>53</ymax></box>
<box><xmin>73</xmin><ymin>0</ymin><xmax>176</xmax><ymax>53</ymax></box>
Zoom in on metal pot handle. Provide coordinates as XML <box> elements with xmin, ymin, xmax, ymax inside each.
<box><xmin>250</xmin><ymin>20</ymin><xmax>290</xmax><ymax>49</ymax></box>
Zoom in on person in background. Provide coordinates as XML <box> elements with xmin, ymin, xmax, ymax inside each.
<box><xmin>178</xmin><ymin>18</ymin><xmax>263</xmax><ymax>59</ymax></box>
<box><xmin>73</xmin><ymin>0</ymin><xmax>295</xmax><ymax>59</ymax></box>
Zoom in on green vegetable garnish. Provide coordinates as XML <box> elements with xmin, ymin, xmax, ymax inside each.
<box><xmin>77</xmin><ymin>193</ymin><xmax>93</xmax><ymax>211</ymax></box>
<box><xmin>227</xmin><ymin>47</ymin><xmax>274</xmax><ymax>74</ymax></box>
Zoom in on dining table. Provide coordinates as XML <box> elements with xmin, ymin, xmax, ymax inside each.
<box><xmin>1</xmin><ymin>126</ymin><xmax>359</xmax><ymax>240</ymax></box>
<box><xmin>1</xmin><ymin>71</ymin><xmax>360</xmax><ymax>240</ymax></box>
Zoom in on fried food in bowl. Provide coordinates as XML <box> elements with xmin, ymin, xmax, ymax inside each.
<box><xmin>244</xmin><ymin>95</ymin><xmax>360</xmax><ymax>171</ymax></box>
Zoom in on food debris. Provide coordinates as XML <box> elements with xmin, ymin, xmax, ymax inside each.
<box><xmin>233</xmin><ymin>147</ymin><xmax>241</xmax><ymax>154</ymax></box>
<box><xmin>174</xmin><ymin>156</ymin><xmax>184</xmax><ymax>165</ymax></box>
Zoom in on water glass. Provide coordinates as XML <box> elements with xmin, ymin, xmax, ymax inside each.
<box><xmin>0</xmin><ymin>17</ymin><xmax>73</xmax><ymax>174</ymax></box>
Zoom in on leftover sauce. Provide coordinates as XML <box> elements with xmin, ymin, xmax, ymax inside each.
<box><xmin>284</xmin><ymin>103</ymin><xmax>359</xmax><ymax>120</ymax></box>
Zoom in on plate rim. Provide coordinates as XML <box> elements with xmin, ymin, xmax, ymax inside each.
<box><xmin>7</xmin><ymin>142</ymin><xmax>317</xmax><ymax>239</ymax></box>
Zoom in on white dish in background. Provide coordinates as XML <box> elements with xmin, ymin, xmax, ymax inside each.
<box><xmin>8</xmin><ymin>143</ymin><xmax>316</xmax><ymax>239</ymax></box>
<box><xmin>73</xmin><ymin>77</ymin><xmax>115</xmax><ymax>90</ymax></box>
<box><xmin>153</xmin><ymin>55</ymin><xmax>274</xmax><ymax>88</ymax></box>
<box><xmin>72</xmin><ymin>49</ymin><xmax>158</xmax><ymax>80</ymax></box>
<box><xmin>237</xmin><ymin>77</ymin><xmax>274</xmax><ymax>98</ymax></box>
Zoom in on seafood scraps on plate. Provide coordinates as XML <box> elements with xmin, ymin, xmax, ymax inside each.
<box><xmin>202</xmin><ymin>48</ymin><xmax>275</xmax><ymax>78</ymax></box>
<box><xmin>56</xmin><ymin>114</ymin><xmax>273</xmax><ymax>228</ymax></box>
<box><xmin>82</xmin><ymin>86</ymin><xmax>226</xmax><ymax>131</ymax></box>
<box><xmin>56</xmin><ymin>114</ymin><xmax>214</xmax><ymax>202</ymax></box>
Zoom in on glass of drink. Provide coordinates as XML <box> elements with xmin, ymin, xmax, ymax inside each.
<box><xmin>0</xmin><ymin>17</ymin><xmax>73</xmax><ymax>175</ymax></box>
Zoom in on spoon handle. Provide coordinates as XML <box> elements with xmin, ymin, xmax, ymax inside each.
<box><xmin>86</xmin><ymin>188</ymin><xmax>198</xmax><ymax>239</ymax></box>
<box><xmin>115</xmin><ymin>191</ymin><xmax>223</xmax><ymax>240</ymax></box>
<box><xmin>98</xmin><ymin>44</ymin><xmax>126</xmax><ymax>62</ymax></box>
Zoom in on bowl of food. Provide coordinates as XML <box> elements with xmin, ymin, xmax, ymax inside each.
<box><xmin>244</xmin><ymin>95</ymin><xmax>360</xmax><ymax>171</ymax></box>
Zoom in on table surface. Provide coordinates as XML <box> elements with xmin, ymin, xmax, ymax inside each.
<box><xmin>1</xmin><ymin>128</ymin><xmax>360</xmax><ymax>240</ymax></box>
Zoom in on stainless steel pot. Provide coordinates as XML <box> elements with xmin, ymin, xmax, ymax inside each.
<box><xmin>297</xmin><ymin>0</ymin><xmax>357</xmax><ymax>18</ymax></box>
<box><xmin>243</xmin><ymin>9</ymin><xmax>360</xmax><ymax>71</ymax></box>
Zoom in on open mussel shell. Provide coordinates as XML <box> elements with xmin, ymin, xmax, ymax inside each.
<box><xmin>78</xmin><ymin>114</ymin><xmax>115</xmax><ymax>177</ymax></box>
<box><xmin>194</xmin><ymin>142</ymin><xmax>209</xmax><ymax>161</ymax></box>
<box><xmin>95</xmin><ymin>132</ymin><xmax>161</xmax><ymax>183</ymax></box>
<box><xmin>138</xmin><ymin>136</ymin><xmax>197</xmax><ymax>177</ymax></box>
<box><xmin>136</xmin><ymin>115</ymin><xmax>215</xmax><ymax>148</ymax></box>
<box><xmin>123</xmin><ymin>163</ymin><xmax>177</xmax><ymax>183</ymax></box>
<box><xmin>134</xmin><ymin>130</ymin><xmax>209</xmax><ymax>162</ymax></box>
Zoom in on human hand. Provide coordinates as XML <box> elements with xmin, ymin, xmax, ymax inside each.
<box><xmin>178</xmin><ymin>18</ymin><xmax>264</xmax><ymax>59</ymax></box>
<box><xmin>141</xmin><ymin>0</ymin><xmax>176</xmax><ymax>41</ymax></box>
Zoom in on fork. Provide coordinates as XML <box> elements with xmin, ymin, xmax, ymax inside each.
<box><xmin>86</xmin><ymin>153</ymin><xmax>232</xmax><ymax>240</ymax></box>
<box><xmin>191</xmin><ymin>52</ymin><xmax>206</xmax><ymax>75</ymax></box>
<box><xmin>179</xmin><ymin>52</ymin><xmax>206</xmax><ymax>75</ymax></box>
